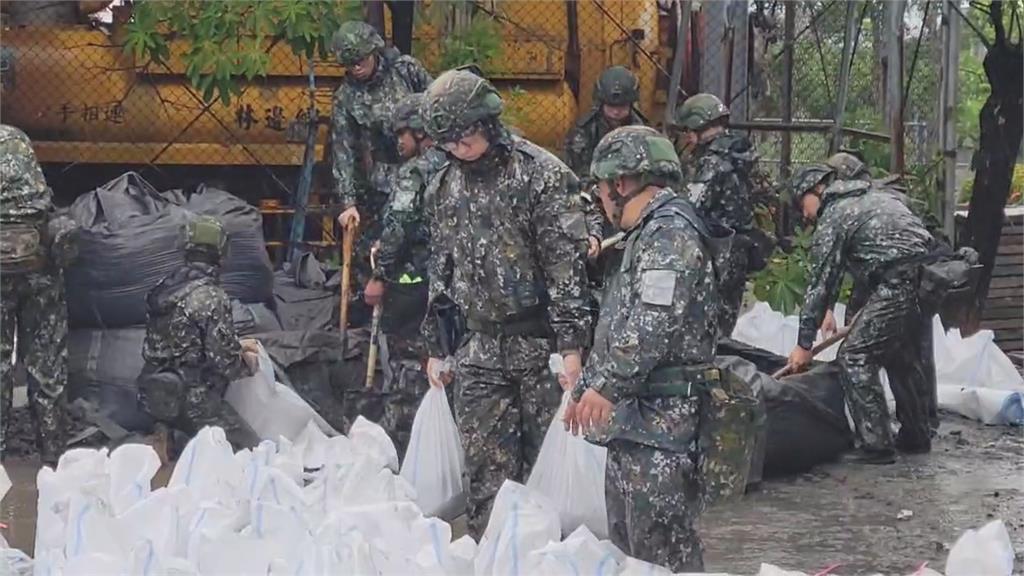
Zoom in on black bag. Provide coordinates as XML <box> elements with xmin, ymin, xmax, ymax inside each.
<box><xmin>183</xmin><ymin>185</ymin><xmax>274</xmax><ymax>304</ymax></box>
<box><xmin>66</xmin><ymin>174</ymin><xmax>190</xmax><ymax>328</ymax></box>
<box><xmin>68</xmin><ymin>328</ymin><xmax>154</xmax><ymax>431</ymax></box>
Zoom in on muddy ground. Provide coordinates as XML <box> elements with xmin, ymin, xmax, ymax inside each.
<box><xmin>2</xmin><ymin>412</ymin><xmax>1022</xmax><ymax>575</ymax></box>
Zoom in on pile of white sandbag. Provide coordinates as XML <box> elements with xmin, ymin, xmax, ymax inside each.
<box><xmin>1</xmin><ymin>414</ymin><xmax>1017</xmax><ymax>576</ymax></box>
<box><xmin>733</xmin><ymin>302</ymin><xmax>1024</xmax><ymax>426</ymax></box>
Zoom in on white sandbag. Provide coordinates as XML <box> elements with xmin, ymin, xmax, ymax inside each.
<box><xmin>617</xmin><ymin>556</ymin><xmax>674</xmax><ymax>576</ymax></box>
<box><xmin>64</xmin><ymin>552</ymin><xmax>130</xmax><ymax>575</ymax></box>
<box><xmin>196</xmin><ymin>532</ymin><xmax>274</xmax><ymax>575</ymax></box>
<box><xmin>526</xmin><ymin>391</ymin><xmax>608</xmax><ymax>538</ymax></box>
<box><xmin>35</xmin><ymin>448</ymin><xmax>112</xmax><ymax>559</ymax></box>
<box><xmin>168</xmin><ymin>427</ymin><xmax>245</xmax><ymax>503</ymax></box>
<box><xmin>0</xmin><ymin>464</ymin><xmax>10</xmax><ymax>503</ymax></box>
<box><xmin>732</xmin><ymin>302</ymin><xmax>847</xmax><ymax>361</ymax></box>
<box><xmin>0</xmin><ymin>547</ymin><xmax>33</xmax><ymax>576</ymax></box>
<box><xmin>400</xmin><ymin>386</ymin><xmax>467</xmax><ymax>519</ymax></box>
<box><xmin>108</xmin><ymin>443</ymin><xmax>161</xmax><ymax>515</ymax></box>
<box><xmin>349</xmin><ymin>415</ymin><xmax>400</xmax><ymax>473</ymax></box>
<box><xmin>527</xmin><ymin>525</ymin><xmax>623</xmax><ymax>576</ymax></box>
<box><xmin>117</xmin><ymin>486</ymin><xmax>192</xmax><ymax>561</ymax></box>
<box><xmin>934</xmin><ymin>318</ymin><xmax>1023</xmax><ymax>391</ymax></box>
<box><xmin>757</xmin><ymin>565</ymin><xmax>810</xmax><ymax>576</ymax></box>
<box><xmin>945</xmin><ymin>519</ymin><xmax>1015</xmax><ymax>576</ymax></box>
<box><xmin>475</xmin><ymin>480</ymin><xmax>561</xmax><ymax>576</ymax></box>
<box><xmin>937</xmin><ymin>385</ymin><xmax>1024</xmax><ymax>425</ymax></box>
<box><xmin>225</xmin><ymin>344</ymin><xmax>338</xmax><ymax>443</ymax></box>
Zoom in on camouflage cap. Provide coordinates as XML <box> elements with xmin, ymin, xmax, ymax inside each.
<box><xmin>185</xmin><ymin>215</ymin><xmax>228</xmax><ymax>257</ymax></box>
<box><xmin>392</xmin><ymin>92</ymin><xmax>425</xmax><ymax>133</ymax></box>
<box><xmin>826</xmin><ymin>151</ymin><xmax>869</xmax><ymax>180</ymax></box>
<box><xmin>790</xmin><ymin>163</ymin><xmax>834</xmax><ymax>200</ymax></box>
<box><xmin>331</xmin><ymin>21</ymin><xmax>385</xmax><ymax>67</ymax></box>
<box><xmin>590</xmin><ymin>125</ymin><xmax>682</xmax><ymax>183</ymax></box>
<box><xmin>671</xmin><ymin>93</ymin><xmax>730</xmax><ymax>131</ymax></box>
<box><xmin>422</xmin><ymin>69</ymin><xmax>503</xmax><ymax>143</ymax></box>
<box><xmin>594</xmin><ymin>66</ymin><xmax>639</xmax><ymax>106</ymax></box>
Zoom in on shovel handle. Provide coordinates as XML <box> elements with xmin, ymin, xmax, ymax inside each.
<box><xmin>772</xmin><ymin>324</ymin><xmax>853</xmax><ymax>379</ymax></box>
<box><xmin>339</xmin><ymin>224</ymin><xmax>356</xmax><ymax>334</ymax></box>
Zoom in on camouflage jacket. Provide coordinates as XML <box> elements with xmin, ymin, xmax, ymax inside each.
<box><xmin>142</xmin><ymin>262</ymin><xmax>252</xmax><ymax>387</ymax></box>
<box><xmin>798</xmin><ymin>180</ymin><xmax>935</xmax><ymax>349</ymax></box>
<box><xmin>331</xmin><ymin>48</ymin><xmax>432</xmax><ymax>210</ymax></box>
<box><xmin>564</xmin><ymin>108</ymin><xmax>647</xmax><ymax>240</ymax></box>
<box><xmin>421</xmin><ymin>132</ymin><xmax>592</xmax><ymax>356</ymax></box>
<box><xmin>374</xmin><ymin>146</ymin><xmax>447</xmax><ymax>282</ymax></box>
<box><xmin>573</xmin><ymin>189</ymin><xmax>719</xmax><ymax>452</ymax></box>
<box><xmin>684</xmin><ymin>131</ymin><xmax>756</xmax><ymax>234</ymax></box>
<box><xmin>0</xmin><ymin>124</ymin><xmax>51</xmax><ymax>224</ymax></box>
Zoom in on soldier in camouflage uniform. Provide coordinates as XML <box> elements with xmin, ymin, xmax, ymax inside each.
<box><xmin>824</xmin><ymin>151</ymin><xmax>943</xmax><ymax>433</ymax></box>
<box><xmin>371</xmin><ymin>93</ymin><xmax>448</xmax><ymax>455</ymax></box>
<box><xmin>567</xmin><ymin>126</ymin><xmax>721</xmax><ymax>572</ymax></box>
<box><xmin>0</xmin><ymin>123</ymin><xmax>74</xmax><ymax>464</ymax></box>
<box><xmin>331</xmin><ymin>21</ymin><xmax>433</xmax><ymax>277</ymax></box>
<box><xmin>564</xmin><ymin>66</ymin><xmax>648</xmax><ymax>256</ymax></box>
<box><xmin>787</xmin><ymin>164</ymin><xmax>940</xmax><ymax>462</ymax></box>
<box><xmin>420</xmin><ymin>70</ymin><xmax>591</xmax><ymax>538</ymax></box>
<box><xmin>138</xmin><ymin>216</ymin><xmax>261</xmax><ymax>453</ymax></box>
<box><xmin>670</xmin><ymin>93</ymin><xmax>758</xmax><ymax>335</ymax></box>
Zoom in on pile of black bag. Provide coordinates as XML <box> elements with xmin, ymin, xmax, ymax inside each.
<box><xmin>65</xmin><ymin>173</ymin><xmax>280</xmax><ymax>431</ymax></box>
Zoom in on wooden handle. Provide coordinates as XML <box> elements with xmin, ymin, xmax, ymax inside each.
<box><xmin>771</xmin><ymin>325</ymin><xmax>853</xmax><ymax>379</ymax></box>
<box><xmin>339</xmin><ymin>224</ymin><xmax>356</xmax><ymax>334</ymax></box>
<box><xmin>600</xmin><ymin>232</ymin><xmax>626</xmax><ymax>252</ymax></box>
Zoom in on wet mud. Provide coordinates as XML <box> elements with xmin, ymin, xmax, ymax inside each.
<box><xmin>704</xmin><ymin>415</ymin><xmax>1024</xmax><ymax>574</ymax></box>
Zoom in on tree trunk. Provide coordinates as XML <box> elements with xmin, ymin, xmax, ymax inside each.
<box><xmin>962</xmin><ymin>37</ymin><xmax>1023</xmax><ymax>332</ymax></box>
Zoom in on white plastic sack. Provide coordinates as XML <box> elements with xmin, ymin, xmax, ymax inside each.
<box><xmin>349</xmin><ymin>416</ymin><xmax>400</xmax><ymax>473</ymax></box>
<box><xmin>937</xmin><ymin>385</ymin><xmax>1024</xmax><ymax>425</ymax></box>
<box><xmin>400</xmin><ymin>386</ymin><xmax>467</xmax><ymax>519</ymax></box>
<box><xmin>945</xmin><ymin>519</ymin><xmax>1015</xmax><ymax>576</ymax></box>
<box><xmin>108</xmin><ymin>443</ymin><xmax>162</xmax><ymax>515</ymax></box>
<box><xmin>732</xmin><ymin>301</ymin><xmax>847</xmax><ymax>361</ymax></box>
<box><xmin>934</xmin><ymin>318</ymin><xmax>1024</xmax><ymax>391</ymax></box>
<box><xmin>526</xmin><ymin>525</ymin><xmax>623</xmax><ymax>576</ymax></box>
<box><xmin>475</xmin><ymin>480</ymin><xmax>561</xmax><ymax>576</ymax></box>
<box><xmin>225</xmin><ymin>343</ymin><xmax>337</xmax><ymax>443</ymax></box>
<box><xmin>527</xmin><ymin>391</ymin><xmax>608</xmax><ymax>538</ymax></box>
<box><xmin>0</xmin><ymin>464</ymin><xmax>10</xmax><ymax>503</ymax></box>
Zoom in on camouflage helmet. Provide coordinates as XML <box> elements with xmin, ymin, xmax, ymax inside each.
<box><xmin>672</xmin><ymin>93</ymin><xmax>730</xmax><ymax>131</ymax></box>
<box><xmin>331</xmin><ymin>21</ymin><xmax>385</xmax><ymax>67</ymax></box>
<box><xmin>184</xmin><ymin>215</ymin><xmax>228</xmax><ymax>258</ymax></box>
<box><xmin>590</xmin><ymin>125</ymin><xmax>682</xmax><ymax>184</ymax></box>
<box><xmin>826</xmin><ymin>151</ymin><xmax>869</xmax><ymax>180</ymax></box>
<box><xmin>392</xmin><ymin>93</ymin><xmax>425</xmax><ymax>133</ymax></box>
<box><xmin>422</xmin><ymin>69</ymin><xmax>503</xmax><ymax>143</ymax></box>
<box><xmin>790</xmin><ymin>164</ymin><xmax>834</xmax><ymax>200</ymax></box>
<box><xmin>594</xmin><ymin>66</ymin><xmax>639</xmax><ymax>106</ymax></box>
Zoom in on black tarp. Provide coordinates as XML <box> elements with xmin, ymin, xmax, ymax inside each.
<box><xmin>717</xmin><ymin>339</ymin><xmax>854</xmax><ymax>477</ymax></box>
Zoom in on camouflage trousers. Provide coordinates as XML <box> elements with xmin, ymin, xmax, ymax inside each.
<box><xmin>838</xmin><ymin>276</ymin><xmax>933</xmax><ymax>453</ymax></box>
<box><xmin>605</xmin><ymin>440</ymin><xmax>705</xmax><ymax>572</ymax></box>
<box><xmin>138</xmin><ymin>365</ymin><xmax>260</xmax><ymax>452</ymax></box>
<box><xmin>454</xmin><ymin>331</ymin><xmax>562</xmax><ymax>539</ymax></box>
<box><xmin>0</xmin><ymin>268</ymin><xmax>68</xmax><ymax>463</ymax></box>
<box><xmin>717</xmin><ymin>246</ymin><xmax>749</xmax><ymax>336</ymax></box>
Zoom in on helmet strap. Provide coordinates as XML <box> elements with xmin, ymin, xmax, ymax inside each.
<box><xmin>606</xmin><ymin>176</ymin><xmax>647</xmax><ymax>230</ymax></box>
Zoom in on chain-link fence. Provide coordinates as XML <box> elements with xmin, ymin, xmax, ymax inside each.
<box><xmin>1</xmin><ymin>1</ymin><xmax>950</xmax><ymax>226</ymax></box>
